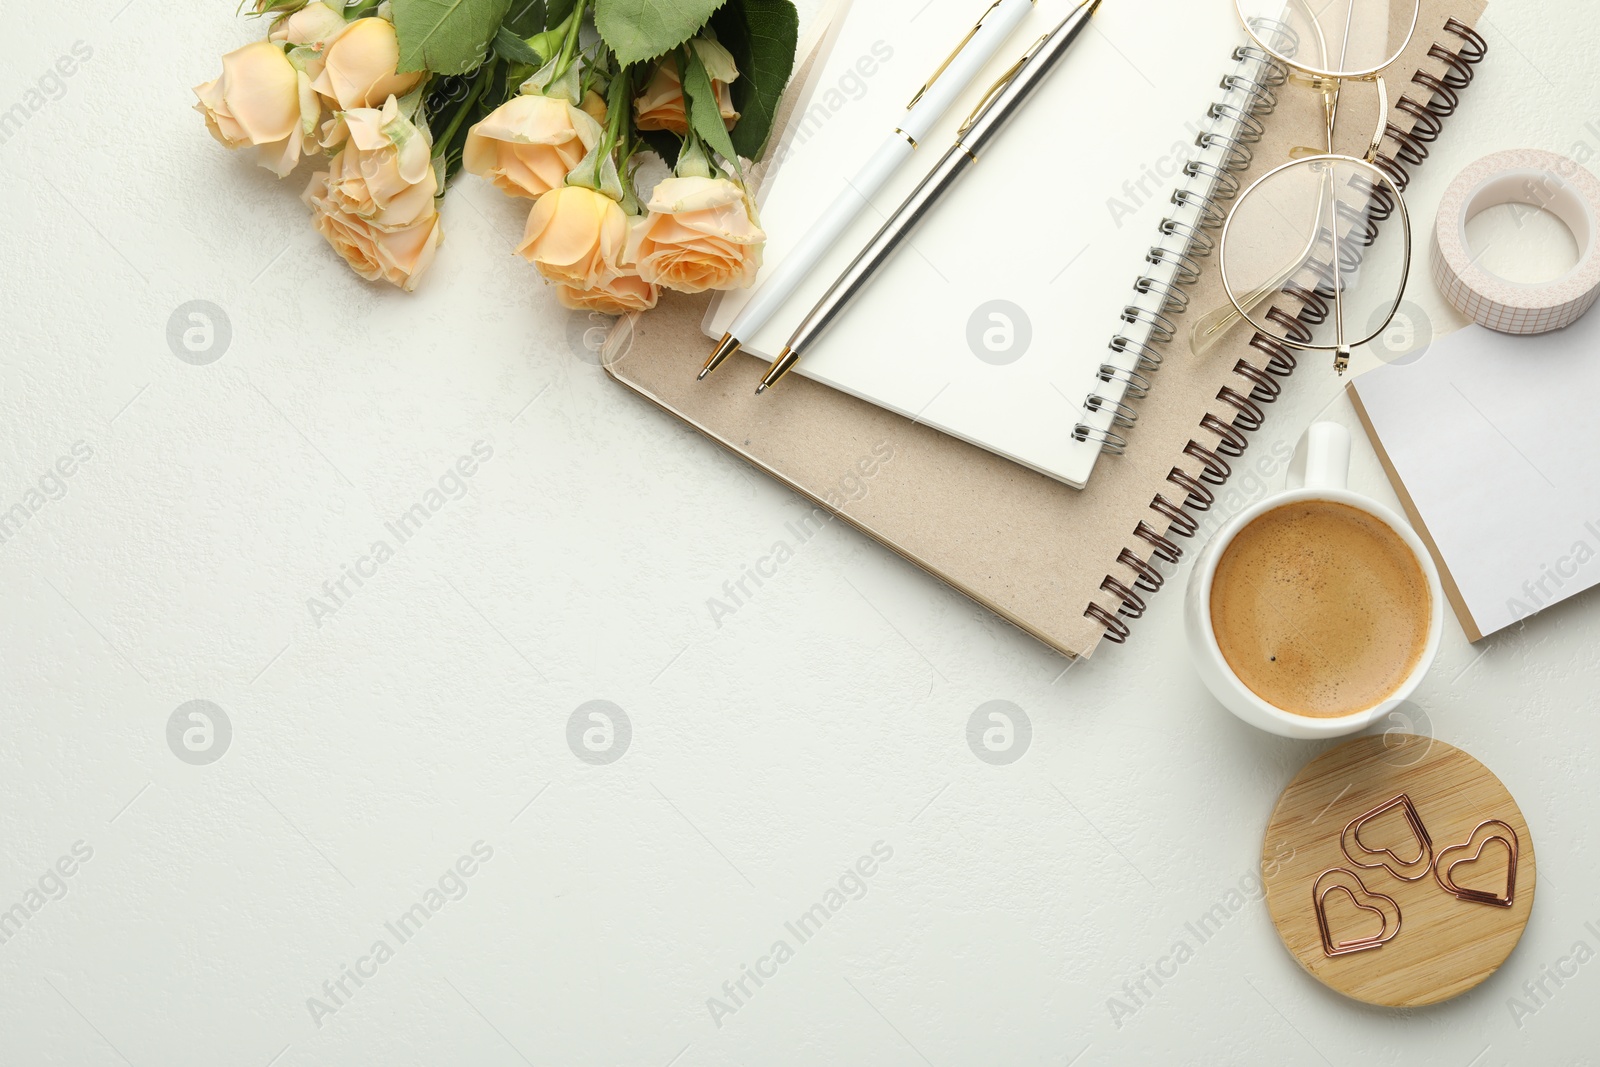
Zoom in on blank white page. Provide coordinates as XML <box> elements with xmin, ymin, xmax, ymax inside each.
<box><xmin>1353</xmin><ymin>311</ymin><xmax>1600</xmax><ymax>638</ymax></box>
<box><xmin>707</xmin><ymin>0</ymin><xmax>1244</xmax><ymax>488</ymax></box>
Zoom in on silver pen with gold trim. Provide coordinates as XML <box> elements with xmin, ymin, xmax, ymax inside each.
<box><xmin>757</xmin><ymin>0</ymin><xmax>1103</xmax><ymax>394</ymax></box>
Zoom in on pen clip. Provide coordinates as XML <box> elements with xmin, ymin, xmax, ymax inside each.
<box><xmin>957</xmin><ymin>34</ymin><xmax>1043</xmax><ymax>136</ymax></box>
<box><xmin>906</xmin><ymin>0</ymin><xmax>1008</xmax><ymax>111</ymax></box>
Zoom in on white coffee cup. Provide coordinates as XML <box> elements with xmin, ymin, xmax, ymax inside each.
<box><xmin>1183</xmin><ymin>422</ymin><xmax>1444</xmax><ymax>739</ymax></box>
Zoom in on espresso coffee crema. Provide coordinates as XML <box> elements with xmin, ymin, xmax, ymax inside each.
<box><xmin>1210</xmin><ymin>500</ymin><xmax>1431</xmax><ymax>718</ymax></box>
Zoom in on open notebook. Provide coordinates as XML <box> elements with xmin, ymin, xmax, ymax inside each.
<box><xmin>706</xmin><ymin>0</ymin><xmax>1249</xmax><ymax>489</ymax></box>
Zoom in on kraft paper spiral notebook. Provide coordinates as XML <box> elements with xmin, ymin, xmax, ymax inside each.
<box><xmin>605</xmin><ymin>0</ymin><xmax>1489</xmax><ymax>658</ymax></box>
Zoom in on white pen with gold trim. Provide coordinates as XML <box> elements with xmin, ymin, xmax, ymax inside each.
<box><xmin>758</xmin><ymin>0</ymin><xmax>1102</xmax><ymax>394</ymax></box>
<box><xmin>699</xmin><ymin>0</ymin><xmax>1036</xmax><ymax>380</ymax></box>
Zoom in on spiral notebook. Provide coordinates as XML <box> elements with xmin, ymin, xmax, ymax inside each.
<box><xmin>704</xmin><ymin>0</ymin><xmax>1252</xmax><ymax>490</ymax></box>
<box><xmin>605</xmin><ymin>0</ymin><xmax>1489</xmax><ymax>657</ymax></box>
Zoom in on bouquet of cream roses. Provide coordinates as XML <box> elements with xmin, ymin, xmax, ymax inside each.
<box><xmin>194</xmin><ymin>0</ymin><xmax>798</xmax><ymax>311</ymax></box>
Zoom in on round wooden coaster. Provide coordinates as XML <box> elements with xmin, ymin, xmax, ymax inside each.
<box><xmin>1262</xmin><ymin>735</ymin><xmax>1535</xmax><ymax>1007</ymax></box>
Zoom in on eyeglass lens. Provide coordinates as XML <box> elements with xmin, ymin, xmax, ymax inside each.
<box><xmin>1220</xmin><ymin>156</ymin><xmax>1407</xmax><ymax>352</ymax></box>
<box><xmin>1235</xmin><ymin>0</ymin><xmax>1420</xmax><ymax>78</ymax></box>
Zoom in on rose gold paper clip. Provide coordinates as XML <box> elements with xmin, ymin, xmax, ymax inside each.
<box><xmin>1341</xmin><ymin>793</ymin><xmax>1434</xmax><ymax>882</ymax></box>
<box><xmin>1312</xmin><ymin>868</ymin><xmax>1403</xmax><ymax>957</ymax></box>
<box><xmin>1433</xmin><ymin>819</ymin><xmax>1519</xmax><ymax>908</ymax></box>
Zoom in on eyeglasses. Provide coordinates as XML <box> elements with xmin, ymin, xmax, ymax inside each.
<box><xmin>1192</xmin><ymin>1</ymin><xmax>1420</xmax><ymax>374</ymax></box>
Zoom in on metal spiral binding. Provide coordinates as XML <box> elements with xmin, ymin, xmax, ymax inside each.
<box><xmin>1150</xmin><ymin>495</ymin><xmax>1199</xmax><ymax>537</ymax></box>
<box><xmin>1097</xmin><ymin>364</ymin><xmax>1151</xmax><ymax>399</ymax></box>
<box><xmin>1133</xmin><ymin>274</ymin><xmax>1190</xmax><ymax>314</ymax></box>
<box><xmin>1167</xmin><ymin>467</ymin><xmax>1214</xmax><ymax>510</ymax></box>
<box><xmin>1085</xmin><ymin>394</ymin><xmax>1139</xmax><ymax>426</ymax></box>
<box><xmin>1118</xmin><ymin>547</ymin><xmax>1165</xmax><ymax>593</ymax></box>
<box><xmin>1076</xmin><ymin>40</ymin><xmax>1276</xmax><ymax>454</ymax></box>
<box><xmin>1159</xmin><ymin>217</ymin><xmax>1217</xmax><ymax>257</ymax></box>
<box><xmin>1071</xmin><ymin>425</ymin><xmax>1127</xmax><ymax>455</ymax></box>
<box><xmin>1083</xmin><ymin>19</ymin><xmax>1487</xmax><ymax>645</ymax></box>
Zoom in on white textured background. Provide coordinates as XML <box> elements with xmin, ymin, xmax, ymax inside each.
<box><xmin>3</xmin><ymin>1</ymin><xmax>1598</xmax><ymax>1064</ymax></box>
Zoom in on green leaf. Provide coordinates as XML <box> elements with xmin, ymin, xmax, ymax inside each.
<box><xmin>493</xmin><ymin>25</ymin><xmax>543</xmax><ymax>65</ymax></box>
<box><xmin>501</xmin><ymin>0</ymin><xmax>545</xmax><ymax>35</ymax></box>
<box><xmin>391</xmin><ymin>0</ymin><xmax>512</xmax><ymax>75</ymax></box>
<box><xmin>544</xmin><ymin>0</ymin><xmax>578</xmax><ymax>28</ymax></box>
<box><xmin>425</xmin><ymin>60</ymin><xmax>514</xmax><ymax>182</ymax></box>
<box><xmin>639</xmin><ymin>129</ymin><xmax>680</xmax><ymax>168</ymax></box>
<box><xmin>680</xmin><ymin>45</ymin><xmax>741</xmax><ymax>164</ymax></box>
<box><xmin>593</xmin><ymin>0</ymin><xmax>728</xmax><ymax>66</ymax></box>
<box><xmin>711</xmin><ymin>0</ymin><xmax>797</xmax><ymax>160</ymax></box>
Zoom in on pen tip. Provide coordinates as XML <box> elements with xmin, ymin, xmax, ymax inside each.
<box><xmin>754</xmin><ymin>383</ymin><xmax>767</xmax><ymax>395</ymax></box>
<box><xmin>699</xmin><ymin>333</ymin><xmax>740</xmax><ymax>381</ymax></box>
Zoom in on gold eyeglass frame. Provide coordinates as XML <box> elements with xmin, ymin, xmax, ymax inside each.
<box><xmin>1203</xmin><ymin>1</ymin><xmax>1420</xmax><ymax>374</ymax></box>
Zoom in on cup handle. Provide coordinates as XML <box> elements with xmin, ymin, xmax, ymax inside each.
<box><xmin>1287</xmin><ymin>422</ymin><xmax>1351</xmax><ymax>492</ymax></box>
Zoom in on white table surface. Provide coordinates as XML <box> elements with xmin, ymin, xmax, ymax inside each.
<box><xmin>3</xmin><ymin>1</ymin><xmax>1597</xmax><ymax>1063</ymax></box>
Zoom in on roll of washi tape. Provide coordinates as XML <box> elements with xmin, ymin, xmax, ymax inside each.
<box><xmin>1431</xmin><ymin>148</ymin><xmax>1600</xmax><ymax>334</ymax></box>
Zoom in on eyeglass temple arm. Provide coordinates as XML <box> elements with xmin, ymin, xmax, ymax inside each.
<box><xmin>1330</xmin><ymin>184</ymin><xmax>1348</xmax><ymax>374</ymax></box>
<box><xmin>1190</xmin><ymin>256</ymin><xmax>1309</xmax><ymax>356</ymax></box>
<box><xmin>1192</xmin><ymin>161</ymin><xmax>1335</xmax><ymax>356</ymax></box>
<box><xmin>1320</xmin><ymin>77</ymin><xmax>1339</xmax><ymax>153</ymax></box>
<box><xmin>1365</xmin><ymin>76</ymin><xmax>1387</xmax><ymax>162</ymax></box>
<box><xmin>1331</xmin><ymin>72</ymin><xmax>1390</xmax><ymax>374</ymax></box>
<box><xmin>1327</xmin><ymin>6</ymin><xmax>1352</xmax><ymax>375</ymax></box>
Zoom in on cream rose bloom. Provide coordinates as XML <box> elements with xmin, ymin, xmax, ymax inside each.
<box><xmin>516</xmin><ymin>186</ymin><xmax>628</xmax><ymax>290</ymax></box>
<box><xmin>463</xmin><ymin>95</ymin><xmax>602</xmax><ymax>200</ymax></box>
<box><xmin>557</xmin><ymin>272</ymin><xmax>660</xmax><ymax>315</ymax></box>
<box><xmin>269</xmin><ymin>1</ymin><xmax>347</xmax><ymax>49</ymax></box>
<box><xmin>301</xmin><ymin>98</ymin><xmax>440</xmax><ymax>290</ymax></box>
<box><xmin>194</xmin><ymin>40</ymin><xmax>318</xmax><ymax>177</ymax></box>
<box><xmin>630</xmin><ymin>176</ymin><xmax>764</xmax><ymax>293</ymax></box>
<box><xmin>303</xmin><ymin>171</ymin><xmax>442</xmax><ymax>291</ymax></box>
<box><xmin>310</xmin><ymin>17</ymin><xmax>423</xmax><ymax>111</ymax></box>
<box><xmin>578</xmin><ymin>89</ymin><xmax>608</xmax><ymax>126</ymax></box>
<box><xmin>318</xmin><ymin>96</ymin><xmax>438</xmax><ymax>228</ymax></box>
<box><xmin>634</xmin><ymin>38</ymin><xmax>740</xmax><ymax>135</ymax></box>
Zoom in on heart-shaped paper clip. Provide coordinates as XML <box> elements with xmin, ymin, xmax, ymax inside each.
<box><xmin>1434</xmin><ymin>819</ymin><xmax>1519</xmax><ymax>908</ymax></box>
<box><xmin>1341</xmin><ymin>793</ymin><xmax>1434</xmax><ymax>882</ymax></box>
<box><xmin>1313</xmin><ymin>868</ymin><xmax>1403</xmax><ymax>957</ymax></box>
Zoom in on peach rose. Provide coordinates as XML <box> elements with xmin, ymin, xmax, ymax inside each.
<box><xmin>194</xmin><ymin>40</ymin><xmax>318</xmax><ymax>177</ymax></box>
<box><xmin>463</xmin><ymin>94</ymin><xmax>602</xmax><ymax>200</ymax></box>
<box><xmin>303</xmin><ymin>170</ymin><xmax>442</xmax><ymax>291</ymax></box>
<box><xmin>310</xmin><ymin>17</ymin><xmax>423</xmax><ymax>111</ymax></box>
<box><xmin>269</xmin><ymin>1</ymin><xmax>347</xmax><ymax>49</ymax></box>
<box><xmin>630</xmin><ymin>176</ymin><xmax>764</xmax><ymax>293</ymax></box>
<box><xmin>634</xmin><ymin>38</ymin><xmax>740</xmax><ymax>136</ymax></box>
<box><xmin>557</xmin><ymin>272</ymin><xmax>660</xmax><ymax>315</ymax></box>
<box><xmin>579</xmin><ymin>89</ymin><xmax>608</xmax><ymax>126</ymax></box>
<box><xmin>516</xmin><ymin>186</ymin><xmax>628</xmax><ymax>290</ymax></box>
<box><xmin>317</xmin><ymin>96</ymin><xmax>438</xmax><ymax>228</ymax></box>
